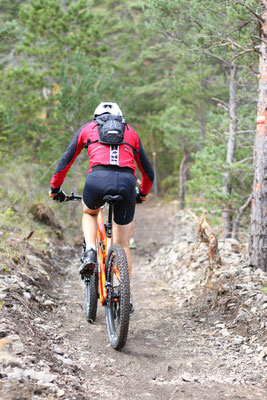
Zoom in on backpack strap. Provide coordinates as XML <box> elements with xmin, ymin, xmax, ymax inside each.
<box><xmin>84</xmin><ymin>138</ymin><xmax>98</xmax><ymax>148</ymax></box>
<box><xmin>84</xmin><ymin>138</ymin><xmax>139</xmax><ymax>153</ymax></box>
<box><xmin>121</xmin><ymin>141</ymin><xmax>139</xmax><ymax>153</ymax></box>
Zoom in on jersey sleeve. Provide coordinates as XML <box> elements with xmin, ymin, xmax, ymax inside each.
<box><xmin>50</xmin><ymin>126</ymin><xmax>86</xmax><ymax>189</ymax></box>
<box><xmin>134</xmin><ymin>138</ymin><xmax>154</xmax><ymax>195</ymax></box>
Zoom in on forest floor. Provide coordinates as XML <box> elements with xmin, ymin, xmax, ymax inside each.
<box><xmin>0</xmin><ymin>201</ymin><xmax>266</xmax><ymax>400</ymax></box>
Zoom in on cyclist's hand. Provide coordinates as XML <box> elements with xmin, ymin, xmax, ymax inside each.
<box><xmin>136</xmin><ymin>187</ymin><xmax>147</xmax><ymax>204</ymax></box>
<box><xmin>49</xmin><ymin>187</ymin><xmax>67</xmax><ymax>202</ymax></box>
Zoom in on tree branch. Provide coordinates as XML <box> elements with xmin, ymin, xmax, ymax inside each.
<box><xmin>227</xmin><ymin>18</ymin><xmax>254</xmax><ymax>36</ymax></box>
<box><xmin>207</xmin><ymin>41</ymin><xmax>232</xmax><ymax>50</ymax></box>
<box><xmin>236</xmin><ymin>130</ymin><xmax>256</xmax><ymax>134</ymax></box>
<box><xmin>203</xmin><ymin>50</ymin><xmax>230</xmax><ymax>66</ymax></box>
<box><xmin>251</xmin><ymin>34</ymin><xmax>267</xmax><ymax>44</ymax></box>
<box><xmin>212</xmin><ymin>98</ymin><xmax>229</xmax><ymax>111</ymax></box>
<box><xmin>226</xmin><ymin>36</ymin><xmax>260</xmax><ymax>56</ymax></box>
<box><xmin>231</xmin><ymin>48</ymin><xmax>259</xmax><ymax>62</ymax></box>
<box><xmin>234</xmin><ymin>1</ymin><xmax>264</xmax><ymax>23</ymax></box>
<box><xmin>233</xmin><ymin>156</ymin><xmax>253</xmax><ymax>165</ymax></box>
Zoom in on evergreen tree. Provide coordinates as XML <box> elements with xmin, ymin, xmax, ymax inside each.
<box><xmin>146</xmin><ymin>0</ymin><xmax>259</xmax><ymax>236</ymax></box>
<box><xmin>0</xmin><ymin>0</ymin><xmax>262</xmax><ymax>231</ymax></box>
<box><xmin>0</xmin><ymin>0</ymin><xmax>105</xmax><ymax>162</ymax></box>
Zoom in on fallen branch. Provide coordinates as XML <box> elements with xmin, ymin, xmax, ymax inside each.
<box><xmin>23</xmin><ymin>230</ymin><xmax>34</xmax><ymax>241</ymax></box>
<box><xmin>197</xmin><ymin>211</ymin><xmax>221</xmax><ymax>282</ymax></box>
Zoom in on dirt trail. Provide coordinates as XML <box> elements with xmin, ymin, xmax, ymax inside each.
<box><xmin>1</xmin><ymin>201</ymin><xmax>266</xmax><ymax>400</ymax></box>
<box><xmin>46</xmin><ymin>202</ymin><xmax>265</xmax><ymax>400</ymax></box>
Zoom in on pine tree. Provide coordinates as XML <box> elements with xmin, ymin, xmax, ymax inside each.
<box><xmin>0</xmin><ymin>0</ymin><xmax>105</xmax><ymax>161</ymax></box>
<box><xmin>146</xmin><ymin>0</ymin><xmax>259</xmax><ymax>236</ymax></box>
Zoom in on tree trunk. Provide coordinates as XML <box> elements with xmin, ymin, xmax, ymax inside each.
<box><xmin>222</xmin><ymin>64</ymin><xmax>238</xmax><ymax>238</ymax></box>
<box><xmin>232</xmin><ymin>194</ymin><xmax>252</xmax><ymax>239</ymax></box>
<box><xmin>250</xmin><ymin>1</ymin><xmax>267</xmax><ymax>271</ymax></box>
<box><xmin>152</xmin><ymin>132</ymin><xmax>158</xmax><ymax>198</ymax></box>
<box><xmin>179</xmin><ymin>151</ymin><xmax>187</xmax><ymax>209</ymax></box>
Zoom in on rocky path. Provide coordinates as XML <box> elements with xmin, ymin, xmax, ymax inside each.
<box><xmin>1</xmin><ymin>201</ymin><xmax>266</xmax><ymax>399</ymax></box>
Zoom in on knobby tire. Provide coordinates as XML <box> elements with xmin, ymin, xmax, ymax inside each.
<box><xmin>105</xmin><ymin>244</ymin><xmax>130</xmax><ymax>350</ymax></box>
<box><xmin>85</xmin><ymin>267</ymin><xmax>98</xmax><ymax>323</ymax></box>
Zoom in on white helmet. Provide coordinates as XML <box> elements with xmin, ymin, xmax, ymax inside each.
<box><xmin>94</xmin><ymin>102</ymin><xmax>122</xmax><ymax>118</ymax></box>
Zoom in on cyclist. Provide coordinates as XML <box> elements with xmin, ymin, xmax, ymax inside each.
<box><xmin>49</xmin><ymin>102</ymin><xmax>154</xmax><ymax>279</ymax></box>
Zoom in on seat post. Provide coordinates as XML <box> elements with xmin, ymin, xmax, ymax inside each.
<box><xmin>102</xmin><ymin>195</ymin><xmax>123</xmax><ymax>239</ymax></box>
<box><xmin>106</xmin><ymin>203</ymin><xmax>113</xmax><ymax>238</ymax></box>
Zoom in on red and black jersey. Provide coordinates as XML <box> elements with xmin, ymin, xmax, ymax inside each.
<box><xmin>50</xmin><ymin>121</ymin><xmax>154</xmax><ymax>195</ymax></box>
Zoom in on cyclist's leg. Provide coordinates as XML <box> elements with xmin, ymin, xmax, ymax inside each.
<box><xmin>81</xmin><ymin>172</ymin><xmax>105</xmax><ymax>275</ymax></box>
<box><xmin>82</xmin><ymin>171</ymin><xmax>105</xmax><ymax>249</ymax></box>
<box><xmin>113</xmin><ymin>221</ymin><xmax>133</xmax><ymax>280</ymax></box>
<box><xmin>82</xmin><ymin>201</ymin><xmax>99</xmax><ymax>248</ymax></box>
<box><xmin>79</xmin><ymin>203</ymin><xmax>99</xmax><ymax>275</ymax></box>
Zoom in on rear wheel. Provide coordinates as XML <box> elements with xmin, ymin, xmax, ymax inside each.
<box><xmin>105</xmin><ymin>244</ymin><xmax>130</xmax><ymax>350</ymax></box>
<box><xmin>84</xmin><ymin>267</ymin><xmax>98</xmax><ymax>323</ymax></box>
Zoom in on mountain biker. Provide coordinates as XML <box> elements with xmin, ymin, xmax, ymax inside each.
<box><xmin>49</xmin><ymin>102</ymin><xmax>154</xmax><ymax>279</ymax></box>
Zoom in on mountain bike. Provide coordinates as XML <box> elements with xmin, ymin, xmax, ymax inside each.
<box><xmin>64</xmin><ymin>192</ymin><xmax>131</xmax><ymax>350</ymax></box>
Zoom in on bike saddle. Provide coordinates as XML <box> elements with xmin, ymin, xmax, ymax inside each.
<box><xmin>103</xmin><ymin>194</ymin><xmax>123</xmax><ymax>203</ymax></box>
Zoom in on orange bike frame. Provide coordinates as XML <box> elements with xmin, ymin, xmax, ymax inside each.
<box><xmin>97</xmin><ymin>208</ymin><xmax>112</xmax><ymax>305</ymax></box>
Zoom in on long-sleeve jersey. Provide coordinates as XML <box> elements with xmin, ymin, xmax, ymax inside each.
<box><xmin>50</xmin><ymin>121</ymin><xmax>154</xmax><ymax>195</ymax></box>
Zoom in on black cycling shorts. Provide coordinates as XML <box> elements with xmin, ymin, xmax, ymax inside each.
<box><xmin>82</xmin><ymin>166</ymin><xmax>137</xmax><ymax>225</ymax></box>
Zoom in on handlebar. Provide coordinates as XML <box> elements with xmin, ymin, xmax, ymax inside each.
<box><xmin>62</xmin><ymin>191</ymin><xmax>145</xmax><ymax>204</ymax></box>
<box><xmin>64</xmin><ymin>192</ymin><xmax>82</xmax><ymax>202</ymax></box>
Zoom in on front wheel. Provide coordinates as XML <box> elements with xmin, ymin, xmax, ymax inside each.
<box><xmin>105</xmin><ymin>244</ymin><xmax>130</xmax><ymax>350</ymax></box>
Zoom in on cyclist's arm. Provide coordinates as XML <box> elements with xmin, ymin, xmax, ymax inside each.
<box><xmin>50</xmin><ymin>125</ymin><xmax>87</xmax><ymax>189</ymax></box>
<box><xmin>134</xmin><ymin>138</ymin><xmax>154</xmax><ymax>195</ymax></box>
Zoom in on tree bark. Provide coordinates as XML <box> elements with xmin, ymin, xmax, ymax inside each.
<box><xmin>250</xmin><ymin>1</ymin><xmax>267</xmax><ymax>271</ymax></box>
<box><xmin>222</xmin><ymin>63</ymin><xmax>238</xmax><ymax>238</ymax></box>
